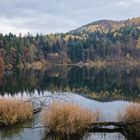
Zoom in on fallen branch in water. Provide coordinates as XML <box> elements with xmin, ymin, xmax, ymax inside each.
<box><xmin>24</xmin><ymin>94</ymin><xmax>70</xmax><ymax>103</ymax></box>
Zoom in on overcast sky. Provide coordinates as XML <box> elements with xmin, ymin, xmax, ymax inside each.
<box><xmin>0</xmin><ymin>0</ymin><xmax>140</xmax><ymax>35</ymax></box>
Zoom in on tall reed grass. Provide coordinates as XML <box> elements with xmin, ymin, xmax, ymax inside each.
<box><xmin>41</xmin><ymin>102</ymin><xmax>99</xmax><ymax>135</ymax></box>
<box><xmin>0</xmin><ymin>98</ymin><xmax>33</xmax><ymax>126</ymax></box>
<box><xmin>119</xmin><ymin>104</ymin><xmax>140</xmax><ymax>137</ymax></box>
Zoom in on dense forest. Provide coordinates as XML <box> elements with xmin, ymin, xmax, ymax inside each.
<box><xmin>0</xmin><ymin>17</ymin><xmax>140</xmax><ymax>70</ymax></box>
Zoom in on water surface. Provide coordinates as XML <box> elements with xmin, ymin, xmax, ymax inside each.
<box><xmin>0</xmin><ymin>66</ymin><xmax>140</xmax><ymax>140</ymax></box>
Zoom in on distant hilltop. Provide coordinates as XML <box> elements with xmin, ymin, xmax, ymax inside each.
<box><xmin>69</xmin><ymin>17</ymin><xmax>140</xmax><ymax>34</ymax></box>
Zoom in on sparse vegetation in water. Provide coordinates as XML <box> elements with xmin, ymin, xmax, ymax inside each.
<box><xmin>41</xmin><ymin>102</ymin><xmax>99</xmax><ymax>135</ymax></box>
<box><xmin>119</xmin><ymin>104</ymin><xmax>140</xmax><ymax>137</ymax></box>
<box><xmin>0</xmin><ymin>98</ymin><xmax>33</xmax><ymax>126</ymax></box>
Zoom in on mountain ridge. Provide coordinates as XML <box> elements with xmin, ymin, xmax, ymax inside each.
<box><xmin>69</xmin><ymin>17</ymin><xmax>140</xmax><ymax>34</ymax></box>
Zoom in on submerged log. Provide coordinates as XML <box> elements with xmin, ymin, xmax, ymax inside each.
<box><xmin>90</xmin><ymin>121</ymin><xmax>140</xmax><ymax>128</ymax></box>
<box><xmin>88</xmin><ymin>127</ymin><xmax>123</xmax><ymax>133</ymax></box>
<box><xmin>88</xmin><ymin>121</ymin><xmax>124</xmax><ymax>133</ymax></box>
<box><xmin>90</xmin><ymin>121</ymin><xmax>124</xmax><ymax>127</ymax></box>
<box><xmin>88</xmin><ymin>121</ymin><xmax>140</xmax><ymax>137</ymax></box>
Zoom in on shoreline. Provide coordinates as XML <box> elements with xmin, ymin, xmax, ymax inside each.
<box><xmin>3</xmin><ymin>60</ymin><xmax>140</xmax><ymax>72</ymax></box>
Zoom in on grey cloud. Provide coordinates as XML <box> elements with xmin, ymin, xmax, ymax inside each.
<box><xmin>0</xmin><ymin>0</ymin><xmax>139</xmax><ymax>35</ymax></box>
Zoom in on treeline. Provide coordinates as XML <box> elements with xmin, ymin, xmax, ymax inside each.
<box><xmin>0</xmin><ymin>18</ymin><xmax>140</xmax><ymax>69</ymax></box>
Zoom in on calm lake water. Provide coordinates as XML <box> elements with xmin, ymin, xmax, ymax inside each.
<box><xmin>0</xmin><ymin>65</ymin><xmax>140</xmax><ymax>140</ymax></box>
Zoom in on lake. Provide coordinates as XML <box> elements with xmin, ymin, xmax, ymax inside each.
<box><xmin>0</xmin><ymin>65</ymin><xmax>140</xmax><ymax>140</ymax></box>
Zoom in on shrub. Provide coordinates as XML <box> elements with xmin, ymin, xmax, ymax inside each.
<box><xmin>0</xmin><ymin>98</ymin><xmax>33</xmax><ymax>126</ymax></box>
<box><xmin>119</xmin><ymin>104</ymin><xmax>140</xmax><ymax>137</ymax></box>
<box><xmin>41</xmin><ymin>102</ymin><xmax>99</xmax><ymax>135</ymax></box>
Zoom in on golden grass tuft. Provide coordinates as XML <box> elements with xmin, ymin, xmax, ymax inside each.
<box><xmin>120</xmin><ymin>104</ymin><xmax>140</xmax><ymax>122</ymax></box>
<box><xmin>0</xmin><ymin>98</ymin><xmax>33</xmax><ymax>126</ymax></box>
<box><xmin>41</xmin><ymin>102</ymin><xmax>99</xmax><ymax>135</ymax></box>
<box><xmin>119</xmin><ymin>104</ymin><xmax>140</xmax><ymax>137</ymax></box>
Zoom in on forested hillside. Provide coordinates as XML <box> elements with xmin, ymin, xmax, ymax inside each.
<box><xmin>0</xmin><ymin>17</ymin><xmax>140</xmax><ymax>70</ymax></box>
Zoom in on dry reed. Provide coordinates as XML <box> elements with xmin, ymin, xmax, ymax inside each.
<box><xmin>0</xmin><ymin>98</ymin><xmax>33</xmax><ymax>126</ymax></box>
<box><xmin>41</xmin><ymin>102</ymin><xmax>99</xmax><ymax>135</ymax></box>
<box><xmin>119</xmin><ymin>104</ymin><xmax>140</xmax><ymax>137</ymax></box>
